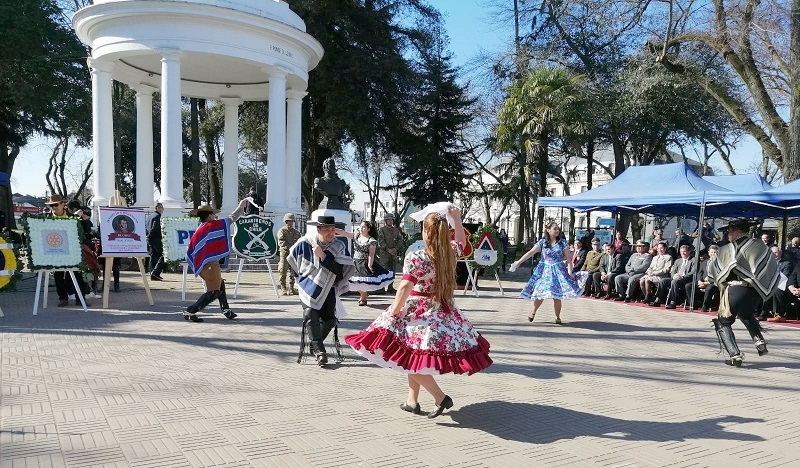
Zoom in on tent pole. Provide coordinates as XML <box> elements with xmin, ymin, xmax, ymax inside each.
<box><xmin>689</xmin><ymin>192</ymin><xmax>707</xmax><ymax>313</ymax></box>
<box><xmin>781</xmin><ymin>212</ymin><xmax>789</xmax><ymax>248</ymax></box>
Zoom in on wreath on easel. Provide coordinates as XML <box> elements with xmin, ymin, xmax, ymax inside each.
<box><xmin>0</xmin><ymin>236</ymin><xmax>22</xmax><ymax>292</ymax></box>
<box><xmin>467</xmin><ymin>225</ymin><xmax>504</xmax><ymax>275</ymax></box>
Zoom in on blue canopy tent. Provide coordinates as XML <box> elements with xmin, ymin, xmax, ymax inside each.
<box><xmin>537</xmin><ymin>163</ymin><xmax>789</xmax><ymax>310</ymax></box>
<box><xmin>537</xmin><ymin>163</ymin><xmax>732</xmax><ymax>216</ymax></box>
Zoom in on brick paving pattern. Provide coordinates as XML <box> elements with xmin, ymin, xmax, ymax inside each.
<box><xmin>2</xmin><ymin>269</ymin><xmax>799</xmax><ymax>467</ymax></box>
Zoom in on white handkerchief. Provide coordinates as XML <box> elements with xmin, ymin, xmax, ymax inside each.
<box><xmin>509</xmin><ymin>263</ymin><xmax>517</xmax><ymax>273</ymax></box>
<box><xmin>409</xmin><ymin>202</ymin><xmax>457</xmax><ymax>227</ymax></box>
<box><xmin>778</xmin><ymin>272</ymin><xmax>788</xmax><ymax>291</ymax></box>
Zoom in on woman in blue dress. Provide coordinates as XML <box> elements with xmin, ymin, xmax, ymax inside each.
<box><xmin>510</xmin><ymin>222</ymin><xmax>588</xmax><ymax>324</ymax></box>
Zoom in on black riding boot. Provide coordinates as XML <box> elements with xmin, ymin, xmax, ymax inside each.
<box><xmin>218</xmin><ymin>281</ymin><xmax>236</xmax><ymax>319</ymax></box>
<box><xmin>113</xmin><ymin>269</ymin><xmax>120</xmax><ymax>292</ymax></box>
<box><xmin>741</xmin><ymin>317</ymin><xmax>768</xmax><ymax>356</ymax></box>
<box><xmin>302</xmin><ymin>308</ymin><xmax>328</xmax><ymax>366</ymax></box>
<box><xmin>187</xmin><ymin>290</ymin><xmax>219</xmax><ymax>314</ymax></box>
<box><xmin>320</xmin><ymin>319</ymin><xmax>343</xmax><ymax>362</ymax></box>
<box><xmin>712</xmin><ymin>318</ymin><xmax>744</xmax><ymax>366</ymax></box>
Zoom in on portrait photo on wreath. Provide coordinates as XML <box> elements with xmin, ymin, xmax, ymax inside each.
<box><xmin>99</xmin><ymin>207</ymin><xmax>148</xmax><ymax>255</ymax></box>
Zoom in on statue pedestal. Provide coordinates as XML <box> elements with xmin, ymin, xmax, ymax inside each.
<box><xmin>307</xmin><ymin>209</ymin><xmax>352</xmax><ymax>238</ymax></box>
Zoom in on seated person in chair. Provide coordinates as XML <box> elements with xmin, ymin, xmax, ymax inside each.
<box><xmin>581</xmin><ymin>239</ymin><xmax>604</xmax><ymax>296</ymax></box>
<box><xmin>287</xmin><ymin>216</ymin><xmax>356</xmax><ymax>367</ymax></box>
<box><xmin>686</xmin><ymin>245</ymin><xmax>720</xmax><ymax>311</ymax></box>
<box><xmin>764</xmin><ymin>247</ymin><xmax>800</xmax><ymax>322</ymax></box>
<box><xmin>658</xmin><ymin>244</ymin><xmax>696</xmax><ymax>308</ymax></box>
<box><xmin>614</xmin><ymin>241</ymin><xmax>651</xmax><ymax>302</ymax></box>
<box><xmin>639</xmin><ymin>242</ymin><xmax>672</xmax><ymax>304</ymax></box>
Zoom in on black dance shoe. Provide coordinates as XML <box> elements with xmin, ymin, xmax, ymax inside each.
<box><xmin>183</xmin><ymin>313</ymin><xmax>204</xmax><ymax>323</ymax></box>
<box><xmin>223</xmin><ymin>310</ymin><xmax>237</xmax><ymax>319</ymax></box>
<box><xmin>400</xmin><ymin>402</ymin><xmax>421</xmax><ymax>414</ymax></box>
<box><xmin>427</xmin><ymin>395</ymin><xmax>453</xmax><ymax>419</ymax></box>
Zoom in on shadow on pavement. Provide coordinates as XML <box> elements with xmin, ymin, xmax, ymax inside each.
<box><xmin>439</xmin><ymin>400</ymin><xmax>765</xmax><ymax>444</ymax></box>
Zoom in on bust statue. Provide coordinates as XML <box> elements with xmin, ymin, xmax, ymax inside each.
<box><xmin>314</xmin><ymin>157</ymin><xmax>348</xmax><ymax>210</ymax></box>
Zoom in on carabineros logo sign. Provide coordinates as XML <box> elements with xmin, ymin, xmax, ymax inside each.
<box><xmin>232</xmin><ymin>215</ymin><xmax>277</xmax><ymax>260</ymax></box>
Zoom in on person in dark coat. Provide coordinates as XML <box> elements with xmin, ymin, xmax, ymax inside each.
<box><xmin>707</xmin><ymin>219</ymin><xmax>778</xmax><ymax>367</ymax></box>
<box><xmin>763</xmin><ymin>246</ymin><xmax>798</xmax><ymax>322</ymax></box>
<box><xmin>148</xmin><ymin>203</ymin><xmax>164</xmax><ymax>280</ymax></box>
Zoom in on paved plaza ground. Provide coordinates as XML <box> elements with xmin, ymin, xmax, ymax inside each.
<box><xmin>2</xmin><ymin>268</ymin><xmax>800</xmax><ymax>467</ymax></box>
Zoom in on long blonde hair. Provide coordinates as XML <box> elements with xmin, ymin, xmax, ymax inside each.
<box><xmin>423</xmin><ymin>213</ymin><xmax>456</xmax><ymax>303</ymax></box>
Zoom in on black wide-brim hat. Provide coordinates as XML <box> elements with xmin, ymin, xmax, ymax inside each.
<box><xmin>726</xmin><ymin>219</ymin><xmax>760</xmax><ymax>231</ymax></box>
<box><xmin>307</xmin><ymin>215</ymin><xmax>345</xmax><ymax>229</ymax></box>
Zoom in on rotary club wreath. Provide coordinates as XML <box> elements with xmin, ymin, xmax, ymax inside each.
<box><xmin>21</xmin><ymin>214</ymin><xmax>85</xmax><ymax>270</ymax></box>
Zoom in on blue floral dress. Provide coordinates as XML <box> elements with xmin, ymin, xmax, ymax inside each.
<box><xmin>520</xmin><ymin>239</ymin><xmax>588</xmax><ymax>300</ymax></box>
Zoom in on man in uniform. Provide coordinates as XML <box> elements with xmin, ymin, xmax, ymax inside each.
<box><xmin>278</xmin><ymin>213</ymin><xmax>302</xmax><ymax>295</ymax></box>
<box><xmin>707</xmin><ymin>219</ymin><xmax>779</xmax><ymax>367</ymax></box>
<box><xmin>377</xmin><ymin>213</ymin><xmax>403</xmax><ymax>293</ymax></box>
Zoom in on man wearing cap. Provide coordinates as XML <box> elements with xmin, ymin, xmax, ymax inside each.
<box><xmin>580</xmin><ymin>239</ymin><xmax>603</xmax><ymax>296</ymax></box>
<box><xmin>614</xmin><ymin>240</ymin><xmax>652</xmax><ymax>302</ymax></box>
<box><xmin>184</xmin><ymin>199</ymin><xmax>249</xmax><ymax>322</ymax></box>
<box><xmin>45</xmin><ymin>195</ymin><xmax>92</xmax><ymax>307</ymax></box>
<box><xmin>277</xmin><ymin>213</ymin><xmax>302</xmax><ymax>295</ymax></box>
<box><xmin>287</xmin><ymin>216</ymin><xmax>355</xmax><ymax>367</ymax></box>
<box><xmin>377</xmin><ymin>213</ymin><xmax>403</xmax><ymax>293</ymax></box>
<box><xmin>706</xmin><ymin>219</ymin><xmax>778</xmax><ymax>367</ymax></box>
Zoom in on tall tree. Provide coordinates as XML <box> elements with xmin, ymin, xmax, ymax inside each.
<box><xmin>496</xmin><ymin>66</ymin><xmax>585</xmax><ymax>240</ymax></box>
<box><xmin>287</xmin><ymin>0</ymin><xmax>438</xmax><ymax>212</ymax></box>
<box><xmin>396</xmin><ymin>25</ymin><xmax>476</xmax><ymax>204</ymax></box>
<box><xmin>654</xmin><ymin>0</ymin><xmax>798</xmax><ymax>182</ymax></box>
<box><xmin>0</xmin><ymin>0</ymin><xmax>91</xmax><ymax>228</ymax></box>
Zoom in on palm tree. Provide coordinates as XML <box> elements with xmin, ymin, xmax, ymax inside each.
<box><xmin>495</xmin><ymin>66</ymin><xmax>586</xmax><ymax>241</ymax></box>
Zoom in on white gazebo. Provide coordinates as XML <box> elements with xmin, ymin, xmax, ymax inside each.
<box><xmin>72</xmin><ymin>0</ymin><xmax>324</xmax><ymax>216</ymax></box>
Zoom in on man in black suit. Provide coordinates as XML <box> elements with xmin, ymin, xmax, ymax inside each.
<box><xmin>148</xmin><ymin>203</ymin><xmax>164</xmax><ymax>281</ymax></box>
<box><xmin>765</xmin><ymin>246</ymin><xmax>799</xmax><ymax>322</ymax></box>
<box><xmin>569</xmin><ymin>239</ymin><xmax>587</xmax><ymax>272</ymax></box>
<box><xmin>686</xmin><ymin>245</ymin><xmax>719</xmax><ymax>311</ymax></box>
<box><xmin>661</xmin><ymin>245</ymin><xmax>696</xmax><ymax>308</ymax></box>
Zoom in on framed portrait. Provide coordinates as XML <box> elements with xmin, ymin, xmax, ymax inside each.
<box><xmin>99</xmin><ymin>207</ymin><xmax>148</xmax><ymax>255</ymax></box>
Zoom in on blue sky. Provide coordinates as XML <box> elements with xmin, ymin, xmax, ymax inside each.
<box><xmin>13</xmin><ymin>0</ymin><xmax>767</xmax><ymax>199</ymax></box>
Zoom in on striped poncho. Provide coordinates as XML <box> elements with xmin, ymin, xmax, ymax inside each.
<box><xmin>287</xmin><ymin>233</ymin><xmax>355</xmax><ymax>310</ymax></box>
<box><xmin>186</xmin><ymin>218</ymin><xmax>232</xmax><ymax>276</ymax></box>
<box><xmin>707</xmin><ymin>236</ymin><xmax>779</xmax><ymax>317</ymax></box>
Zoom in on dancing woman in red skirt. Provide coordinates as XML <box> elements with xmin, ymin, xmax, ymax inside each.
<box><xmin>345</xmin><ymin>205</ymin><xmax>492</xmax><ymax>418</ymax></box>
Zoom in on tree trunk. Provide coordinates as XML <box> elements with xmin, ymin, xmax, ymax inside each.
<box><xmin>0</xmin><ymin>145</ymin><xmax>19</xmax><ymax>230</ymax></box>
<box><xmin>190</xmin><ymin>98</ymin><xmax>201</xmax><ymax>206</ymax></box>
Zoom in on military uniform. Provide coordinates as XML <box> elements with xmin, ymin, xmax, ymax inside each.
<box><xmin>377</xmin><ymin>217</ymin><xmax>404</xmax><ymax>274</ymax></box>
<box><xmin>278</xmin><ymin>214</ymin><xmax>302</xmax><ymax>295</ymax></box>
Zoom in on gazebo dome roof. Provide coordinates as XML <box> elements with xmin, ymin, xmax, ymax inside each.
<box><xmin>73</xmin><ymin>0</ymin><xmax>324</xmax><ymax>100</ymax></box>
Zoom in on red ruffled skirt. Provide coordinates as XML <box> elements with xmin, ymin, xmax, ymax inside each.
<box><xmin>345</xmin><ymin>294</ymin><xmax>492</xmax><ymax>375</ymax></box>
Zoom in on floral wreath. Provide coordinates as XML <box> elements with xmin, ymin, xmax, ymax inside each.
<box><xmin>0</xmin><ymin>236</ymin><xmax>22</xmax><ymax>292</ymax></box>
<box><xmin>21</xmin><ymin>213</ymin><xmax>87</xmax><ymax>271</ymax></box>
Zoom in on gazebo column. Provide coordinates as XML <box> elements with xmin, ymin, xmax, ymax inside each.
<box><xmin>286</xmin><ymin>90</ymin><xmax>306</xmax><ymax>213</ymax></box>
<box><xmin>265</xmin><ymin>68</ymin><xmax>287</xmax><ymax>213</ymax></box>
<box><xmin>221</xmin><ymin>97</ymin><xmax>241</xmax><ymax>213</ymax></box>
<box><xmin>134</xmin><ymin>85</ymin><xmax>156</xmax><ymax>208</ymax></box>
<box><xmin>157</xmin><ymin>49</ymin><xmax>185</xmax><ymax>209</ymax></box>
<box><xmin>88</xmin><ymin>58</ymin><xmax>115</xmax><ymax>210</ymax></box>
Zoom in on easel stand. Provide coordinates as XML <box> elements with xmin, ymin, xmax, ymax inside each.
<box><xmin>460</xmin><ymin>260</ymin><xmax>478</xmax><ymax>297</ymax></box>
<box><xmin>32</xmin><ymin>269</ymin><xmax>89</xmax><ymax>315</ymax></box>
<box><xmin>233</xmin><ymin>257</ymin><xmax>280</xmax><ymax>299</ymax></box>
<box><xmin>460</xmin><ymin>262</ymin><xmax>505</xmax><ymax>297</ymax></box>
<box><xmin>100</xmin><ymin>255</ymin><xmax>154</xmax><ymax>309</ymax></box>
